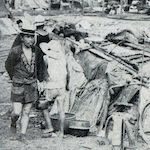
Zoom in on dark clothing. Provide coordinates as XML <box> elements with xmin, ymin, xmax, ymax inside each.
<box><xmin>5</xmin><ymin>44</ymin><xmax>48</xmax><ymax>104</ymax></box>
<box><xmin>12</xmin><ymin>34</ymin><xmax>21</xmax><ymax>48</ymax></box>
<box><xmin>11</xmin><ymin>82</ymin><xmax>38</xmax><ymax>104</ymax></box>
<box><xmin>10</xmin><ymin>0</ymin><xmax>15</xmax><ymax>9</ymax></box>
<box><xmin>12</xmin><ymin>33</ymin><xmax>50</xmax><ymax>48</ymax></box>
<box><xmin>5</xmin><ymin>45</ymin><xmax>48</xmax><ymax>83</ymax></box>
<box><xmin>36</xmin><ymin>34</ymin><xmax>50</xmax><ymax>47</ymax></box>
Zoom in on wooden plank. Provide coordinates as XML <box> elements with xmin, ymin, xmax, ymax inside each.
<box><xmin>122</xmin><ymin>54</ymin><xmax>142</xmax><ymax>60</ymax></box>
<box><xmin>88</xmin><ymin>48</ymin><xmax>112</xmax><ymax>61</ymax></box>
<box><xmin>124</xmin><ymin>42</ymin><xmax>150</xmax><ymax>55</ymax></box>
<box><xmin>91</xmin><ymin>44</ymin><xmax>138</xmax><ymax>75</ymax></box>
<box><xmin>108</xmin><ymin>85</ymin><xmax>140</xmax><ymax>116</ymax></box>
<box><xmin>134</xmin><ymin>57</ymin><xmax>150</xmax><ymax>64</ymax></box>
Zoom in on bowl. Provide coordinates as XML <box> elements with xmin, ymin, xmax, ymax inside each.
<box><xmin>68</xmin><ymin>120</ymin><xmax>90</xmax><ymax>137</ymax></box>
<box><xmin>50</xmin><ymin>113</ymin><xmax>76</xmax><ymax>134</ymax></box>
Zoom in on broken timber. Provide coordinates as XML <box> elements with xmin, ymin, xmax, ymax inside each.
<box><xmin>87</xmin><ymin>44</ymin><xmax>139</xmax><ymax>76</ymax></box>
<box><xmin>123</xmin><ymin>42</ymin><xmax>150</xmax><ymax>55</ymax></box>
<box><xmin>108</xmin><ymin>84</ymin><xmax>140</xmax><ymax>116</ymax></box>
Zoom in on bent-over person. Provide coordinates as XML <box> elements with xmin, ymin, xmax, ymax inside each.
<box><xmin>38</xmin><ymin>40</ymin><xmax>69</xmax><ymax>138</ymax></box>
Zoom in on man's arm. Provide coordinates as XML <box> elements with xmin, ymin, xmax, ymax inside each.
<box><xmin>36</xmin><ymin>47</ymin><xmax>49</xmax><ymax>82</ymax></box>
<box><xmin>5</xmin><ymin>49</ymin><xmax>17</xmax><ymax>80</ymax></box>
<box><xmin>66</xmin><ymin>62</ymin><xmax>70</xmax><ymax>91</ymax></box>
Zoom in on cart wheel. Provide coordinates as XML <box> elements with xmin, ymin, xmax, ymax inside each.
<box><xmin>140</xmin><ymin>103</ymin><xmax>150</xmax><ymax>144</ymax></box>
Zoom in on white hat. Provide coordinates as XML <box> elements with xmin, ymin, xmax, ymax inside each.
<box><xmin>34</xmin><ymin>15</ymin><xmax>46</xmax><ymax>27</ymax></box>
<box><xmin>40</xmin><ymin>40</ymin><xmax>64</xmax><ymax>59</ymax></box>
<box><xmin>21</xmin><ymin>20</ymin><xmax>36</xmax><ymax>35</ymax></box>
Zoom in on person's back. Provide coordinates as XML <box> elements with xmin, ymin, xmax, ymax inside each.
<box><xmin>40</xmin><ymin>40</ymin><xmax>67</xmax><ymax>89</ymax></box>
<box><xmin>39</xmin><ymin>40</ymin><xmax>68</xmax><ymax>138</ymax></box>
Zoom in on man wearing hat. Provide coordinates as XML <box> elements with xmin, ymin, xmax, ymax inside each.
<box><xmin>5</xmin><ymin>23</ymin><xmax>48</xmax><ymax>142</ymax></box>
<box><xmin>34</xmin><ymin>15</ymin><xmax>50</xmax><ymax>47</ymax></box>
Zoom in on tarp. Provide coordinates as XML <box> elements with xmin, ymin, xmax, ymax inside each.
<box><xmin>70</xmin><ymin>47</ymin><xmax>141</xmax><ymax>129</ymax></box>
<box><xmin>70</xmin><ymin>51</ymin><xmax>110</xmax><ymax>128</ymax></box>
<box><xmin>76</xmin><ymin>51</ymin><xmax>106</xmax><ymax>81</ymax></box>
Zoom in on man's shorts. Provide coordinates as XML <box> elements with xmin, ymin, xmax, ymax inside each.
<box><xmin>36</xmin><ymin>88</ymin><xmax>66</xmax><ymax>110</ymax></box>
<box><xmin>46</xmin><ymin>88</ymin><xmax>66</xmax><ymax>102</ymax></box>
<box><xmin>11</xmin><ymin>82</ymin><xmax>38</xmax><ymax>104</ymax></box>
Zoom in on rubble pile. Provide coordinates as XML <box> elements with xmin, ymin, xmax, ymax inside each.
<box><xmin>56</xmin><ymin>18</ymin><xmax>150</xmax><ymax>146</ymax></box>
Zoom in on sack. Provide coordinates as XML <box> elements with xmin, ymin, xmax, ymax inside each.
<box><xmin>35</xmin><ymin>92</ymin><xmax>55</xmax><ymax>110</ymax></box>
<box><xmin>35</xmin><ymin>93</ymin><xmax>49</xmax><ymax>110</ymax></box>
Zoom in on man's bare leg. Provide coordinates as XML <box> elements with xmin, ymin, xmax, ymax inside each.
<box><xmin>10</xmin><ymin>102</ymin><xmax>22</xmax><ymax>134</ymax></box>
<box><xmin>20</xmin><ymin>103</ymin><xmax>32</xmax><ymax>135</ymax></box>
<box><xmin>69</xmin><ymin>88</ymin><xmax>76</xmax><ymax>112</ymax></box>
<box><xmin>43</xmin><ymin>109</ymin><xmax>54</xmax><ymax>133</ymax></box>
<box><xmin>57</xmin><ymin>97</ymin><xmax>65</xmax><ymax>138</ymax></box>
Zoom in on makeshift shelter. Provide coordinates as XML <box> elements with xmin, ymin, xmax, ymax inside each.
<box><xmin>68</xmin><ymin>26</ymin><xmax>150</xmax><ymax>134</ymax></box>
<box><xmin>69</xmin><ymin>47</ymin><xmax>141</xmax><ymax>130</ymax></box>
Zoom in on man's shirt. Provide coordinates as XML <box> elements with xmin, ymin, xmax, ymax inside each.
<box><xmin>43</xmin><ymin>40</ymin><xmax>67</xmax><ymax>89</ymax></box>
<box><xmin>5</xmin><ymin>45</ymin><xmax>48</xmax><ymax>84</ymax></box>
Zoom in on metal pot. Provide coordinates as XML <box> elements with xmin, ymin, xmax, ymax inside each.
<box><xmin>68</xmin><ymin>120</ymin><xmax>90</xmax><ymax>137</ymax></box>
<box><xmin>124</xmin><ymin>147</ymin><xmax>137</xmax><ymax>150</ymax></box>
<box><xmin>50</xmin><ymin>113</ymin><xmax>76</xmax><ymax>134</ymax></box>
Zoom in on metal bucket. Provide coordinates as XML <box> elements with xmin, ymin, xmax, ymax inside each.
<box><xmin>50</xmin><ymin>113</ymin><xmax>76</xmax><ymax>134</ymax></box>
<box><xmin>68</xmin><ymin>120</ymin><xmax>90</xmax><ymax>137</ymax></box>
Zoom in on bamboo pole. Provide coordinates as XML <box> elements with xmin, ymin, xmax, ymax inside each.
<box><xmin>102</xmin><ymin>0</ymin><xmax>105</xmax><ymax>14</ymax></box>
<box><xmin>49</xmin><ymin>0</ymin><xmax>51</xmax><ymax>15</ymax></box>
<box><xmin>137</xmin><ymin>41</ymin><xmax>145</xmax><ymax>142</ymax></box>
<box><xmin>71</xmin><ymin>0</ymin><xmax>74</xmax><ymax>13</ymax></box>
<box><xmin>120</xmin><ymin>0</ymin><xmax>123</xmax><ymax>14</ymax></box>
<box><xmin>82</xmin><ymin>0</ymin><xmax>84</xmax><ymax>15</ymax></box>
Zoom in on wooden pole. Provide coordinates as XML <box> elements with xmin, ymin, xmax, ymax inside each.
<box><xmin>82</xmin><ymin>0</ymin><xmax>84</xmax><ymax>15</ymax></box>
<box><xmin>71</xmin><ymin>0</ymin><xmax>74</xmax><ymax>13</ymax></box>
<box><xmin>49</xmin><ymin>0</ymin><xmax>51</xmax><ymax>15</ymax></box>
<box><xmin>102</xmin><ymin>0</ymin><xmax>105</xmax><ymax>14</ymax></box>
<box><xmin>120</xmin><ymin>0</ymin><xmax>123</xmax><ymax>14</ymax></box>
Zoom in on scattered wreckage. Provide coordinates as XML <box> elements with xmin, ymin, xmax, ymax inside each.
<box><xmin>53</xmin><ymin>22</ymin><xmax>150</xmax><ymax>147</ymax></box>
<box><xmin>1</xmin><ymin>17</ymin><xmax>150</xmax><ymax>149</ymax></box>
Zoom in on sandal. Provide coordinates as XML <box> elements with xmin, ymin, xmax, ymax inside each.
<box><xmin>42</xmin><ymin>132</ymin><xmax>53</xmax><ymax>138</ymax></box>
<box><xmin>42</xmin><ymin>130</ymin><xmax>57</xmax><ymax>138</ymax></box>
<box><xmin>51</xmin><ymin>132</ymin><xmax>57</xmax><ymax>137</ymax></box>
<box><xmin>42</xmin><ymin>129</ymin><xmax>54</xmax><ymax>134</ymax></box>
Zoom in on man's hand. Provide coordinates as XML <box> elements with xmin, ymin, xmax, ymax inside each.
<box><xmin>38</xmin><ymin>81</ymin><xmax>46</xmax><ymax>94</ymax></box>
<box><xmin>66</xmin><ymin>84</ymin><xmax>69</xmax><ymax>91</ymax></box>
<box><xmin>43</xmin><ymin>55</ymin><xmax>48</xmax><ymax>68</ymax></box>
